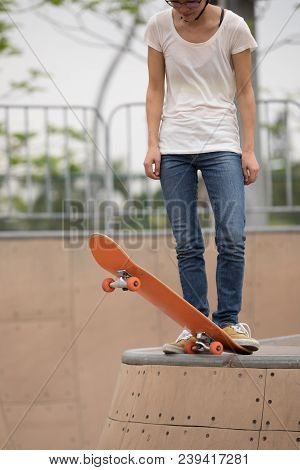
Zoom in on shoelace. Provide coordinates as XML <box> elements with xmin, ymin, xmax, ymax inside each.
<box><xmin>231</xmin><ymin>322</ymin><xmax>251</xmax><ymax>337</ymax></box>
<box><xmin>176</xmin><ymin>329</ymin><xmax>193</xmax><ymax>341</ymax></box>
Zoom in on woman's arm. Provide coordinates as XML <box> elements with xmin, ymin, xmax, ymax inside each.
<box><xmin>232</xmin><ymin>49</ymin><xmax>260</xmax><ymax>185</ymax></box>
<box><xmin>144</xmin><ymin>46</ymin><xmax>165</xmax><ymax>180</ymax></box>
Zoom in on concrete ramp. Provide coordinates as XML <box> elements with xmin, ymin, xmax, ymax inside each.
<box><xmin>99</xmin><ymin>335</ymin><xmax>300</xmax><ymax>450</ymax></box>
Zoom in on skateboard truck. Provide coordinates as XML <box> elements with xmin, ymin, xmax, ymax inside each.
<box><xmin>184</xmin><ymin>332</ymin><xmax>224</xmax><ymax>355</ymax></box>
<box><xmin>102</xmin><ymin>270</ymin><xmax>141</xmax><ymax>292</ymax></box>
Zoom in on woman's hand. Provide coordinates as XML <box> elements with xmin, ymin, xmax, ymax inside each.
<box><xmin>144</xmin><ymin>145</ymin><xmax>161</xmax><ymax>180</ymax></box>
<box><xmin>241</xmin><ymin>150</ymin><xmax>260</xmax><ymax>185</ymax></box>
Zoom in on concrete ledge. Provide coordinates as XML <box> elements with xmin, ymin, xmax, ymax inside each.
<box><xmin>99</xmin><ymin>351</ymin><xmax>300</xmax><ymax>449</ymax></box>
<box><xmin>122</xmin><ymin>335</ymin><xmax>300</xmax><ymax>369</ymax></box>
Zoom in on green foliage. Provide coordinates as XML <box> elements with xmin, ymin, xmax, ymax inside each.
<box><xmin>43</xmin><ymin>0</ymin><xmax>108</xmax><ymax>8</ymax></box>
<box><xmin>11</xmin><ymin>195</ymin><xmax>27</xmax><ymax>212</ymax></box>
<box><xmin>262</xmin><ymin>116</ymin><xmax>285</xmax><ymax>138</ymax></box>
<box><xmin>107</xmin><ymin>0</ymin><xmax>143</xmax><ymax>15</ymax></box>
<box><xmin>47</xmin><ymin>124</ymin><xmax>87</xmax><ymax>142</ymax></box>
<box><xmin>46</xmin><ymin>0</ymin><xmax>71</xmax><ymax>6</ymax></box>
<box><xmin>0</xmin><ymin>117</ymin><xmax>91</xmax><ymax>231</ymax></box>
<box><xmin>0</xmin><ymin>0</ymin><xmax>16</xmax><ymax>13</ymax></box>
<box><xmin>10</xmin><ymin>80</ymin><xmax>46</xmax><ymax>94</ymax></box>
<box><xmin>0</xmin><ymin>33</ymin><xmax>22</xmax><ymax>56</ymax></box>
<box><xmin>104</xmin><ymin>0</ymin><xmax>150</xmax><ymax>23</ymax></box>
<box><xmin>0</xmin><ymin>19</ymin><xmax>15</xmax><ymax>34</ymax></box>
<box><xmin>0</xmin><ymin>5</ymin><xmax>21</xmax><ymax>55</ymax></box>
<box><xmin>28</xmin><ymin>68</ymin><xmax>49</xmax><ymax>79</ymax></box>
<box><xmin>10</xmin><ymin>155</ymin><xmax>26</xmax><ymax>165</ymax></box>
<box><xmin>271</xmin><ymin>162</ymin><xmax>300</xmax><ymax>205</ymax></box>
<box><xmin>81</xmin><ymin>0</ymin><xmax>104</xmax><ymax>11</ymax></box>
<box><xmin>10</xmin><ymin>131</ymin><xmax>37</xmax><ymax>146</ymax></box>
<box><xmin>261</xmin><ymin>110</ymin><xmax>288</xmax><ymax>146</ymax></box>
<box><xmin>268</xmin><ymin>162</ymin><xmax>300</xmax><ymax>225</ymax></box>
<box><xmin>245</xmin><ymin>19</ymin><xmax>255</xmax><ymax>35</ymax></box>
<box><xmin>4</xmin><ymin>130</ymin><xmax>38</xmax><ymax>154</ymax></box>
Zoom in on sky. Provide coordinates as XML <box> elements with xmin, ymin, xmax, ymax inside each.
<box><xmin>1</xmin><ymin>0</ymin><xmax>300</xmax><ymax>171</ymax></box>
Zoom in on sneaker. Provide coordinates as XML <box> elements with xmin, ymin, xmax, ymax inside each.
<box><xmin>162</xmin><ymin>329</ymin><xmax>197</xmax><ymax>354</ymax></box>
<box><xmin>221</xmin><ymin>323</ymin><xmax>260</xmax><ymax>351</ymax></box>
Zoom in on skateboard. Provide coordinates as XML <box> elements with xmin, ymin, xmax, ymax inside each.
<box><xmin>89</xmin><ymin>234</ymin><xmax>252</xmax><ymax>356</ymax></box>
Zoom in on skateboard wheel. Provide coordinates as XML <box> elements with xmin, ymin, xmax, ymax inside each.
<box><xmin>210</xmin><ymin>341</ymin><xmax>223</xmax><ymax>355</ymax></box>
<box><xmin>127</xmin><ymin>277</ymin><xmax>141</xmax><ymax>291</ymax></box>
<box><xmin>102</xmin><ymin>278</ymin><xmax>115</xmax><ymax>292</ymax></box>
<box><xmin>184</xmin><ymin>338</ymin><xmax>197</xmax><ymax>355</ymax></box>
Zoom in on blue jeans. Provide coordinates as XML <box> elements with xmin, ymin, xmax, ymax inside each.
<box><xmin>159</xmin><ymin>151</ymin><xmax>246</xmax><ymax>328</ymax></box>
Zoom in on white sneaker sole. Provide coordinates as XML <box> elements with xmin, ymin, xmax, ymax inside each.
<box><xmin>234</xmin><ymin>338</ymin><xmax>260</xmax><ymax>352</ymax></box>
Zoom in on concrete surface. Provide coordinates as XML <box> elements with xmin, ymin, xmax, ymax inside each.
<box><xmin>100</xmin><ymin>335</ymin><xmax>300</xmax><ymax>450</ymax></box>
<box><xmin>0</xmin><ymin>233</ymin><xmax>299</xmax><ymax>449</ymax></box>
<box><xmin>122</xmin><ymin>335</ymin><xmax>300</xmax><ymax>369</ymax></box>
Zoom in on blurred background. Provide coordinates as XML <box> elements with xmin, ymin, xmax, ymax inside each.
<box><xmin>0</xmin><ymin>0</ymin><xmax>300</xmax><ymax>449</ymax></box>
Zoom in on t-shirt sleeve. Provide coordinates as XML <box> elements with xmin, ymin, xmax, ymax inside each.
<box><xmin>231</xmin><ymin>18</ymin><xmax>258</xmax><ymax>55</ymax></box>
<box><xmin>144</xmin><ymin>15</ymin><xmax>162</xmax><ymax>52</ymax></box>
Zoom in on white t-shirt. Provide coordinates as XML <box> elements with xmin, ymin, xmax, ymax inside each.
<box><xmin>144</xmin><ymin>7</ymin><xmax>258</xmax><ymax>155</ymax></box>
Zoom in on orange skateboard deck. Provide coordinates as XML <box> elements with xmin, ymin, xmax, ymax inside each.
<box><xmin>89</xmin><ymin>234</ymin><xmax>251</xmax><ymax>355</ymax></box>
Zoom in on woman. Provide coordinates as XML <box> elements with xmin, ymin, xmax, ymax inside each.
<box><xmin>143</xmin><ymin>0</ymin><xmax>260</xmax><ymax>353</ymax></box>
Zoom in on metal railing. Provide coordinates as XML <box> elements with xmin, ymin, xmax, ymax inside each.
<box><xmin>0</xmin><ymin>99</ymin><xmax>299</xmax><ymax>236</ymax></box>
<box><xmin>259</xmin><ymin>99</ymin><xmax>300</xmax><ymax>207</ymax></box>
<box><xmin>0</xmin><ymin>104</ymin><xmax>106</xmax><ymax>232</ymax></box>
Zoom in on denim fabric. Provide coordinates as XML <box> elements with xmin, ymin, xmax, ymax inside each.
<box><xmin>159</xmin><ymin>151</ymin><xmax>246</xmax><ymax>328</ymax></box>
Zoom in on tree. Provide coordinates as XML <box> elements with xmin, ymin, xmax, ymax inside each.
<box><xmin>0</xmin><ymin>1</ymin><xmax>49</xmax><ymax>100</ymax></box>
